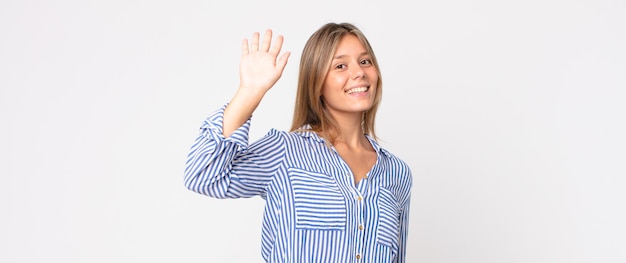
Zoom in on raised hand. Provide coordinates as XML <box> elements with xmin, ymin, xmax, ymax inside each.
<box><xmin>239</xmin><ymin>29</ymin><xmax>291</xmax><ymax>95</ymax></box>
<box><xmin>222</xmin><ymin>29</ymin><xmax>290</xmax><ymax>137</ymax></box>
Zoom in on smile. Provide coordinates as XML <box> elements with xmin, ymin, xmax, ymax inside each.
<box><xmin>346</xmin><ymin>86</ymin><xmax>369</xmax><ymax>94</ymax></box>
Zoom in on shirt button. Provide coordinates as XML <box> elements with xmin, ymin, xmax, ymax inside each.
<box><xmin>357</xmin><ymin>196</ymin><xmax>362</xmax><ymax>201</ymax></box>
<box><xmin>356</xmin><ymin>254</ymin><xmax>361</xmax><ymax>260</ymax></box>
<box><xmin>358</xmin><ymin>225</ymin><xmax>364</xmax><ymax>230</ymax></box>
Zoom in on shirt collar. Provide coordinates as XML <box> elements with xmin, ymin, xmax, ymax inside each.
<box><xmin>293</xmin><ymin>125</ymin><xmax>389</xmax><ymax>157</ymax></box>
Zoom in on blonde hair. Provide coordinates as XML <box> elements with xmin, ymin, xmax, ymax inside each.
<box><xmin>290</xmin><ymin>22</ymin><xmax>383</xmax><ymax>143</ymax></box>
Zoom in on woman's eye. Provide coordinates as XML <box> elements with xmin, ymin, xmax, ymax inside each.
<box><xmin>335</xmin><ymin>64</ymin><xmax>346</xmax><ymax>69</ymax></box>
<box><xmin>361</xmin><ymin>59</ymin><xmax>372</xmax><ymax>65</ymax></box>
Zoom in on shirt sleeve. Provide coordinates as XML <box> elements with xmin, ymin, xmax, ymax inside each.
<box><xmin>183</xmin><ymin>105</ymin><xmax>286</xmax><ymax>199</ymax></box>
<box><xmin>396</xmin><ymin>161</ymin><xmax>413</xmax><ymax>263</ymax></box>
<box><xmin>396</xmin><ymin>196</ymin><xmax>411</xmax><ymax>263</ymax></box>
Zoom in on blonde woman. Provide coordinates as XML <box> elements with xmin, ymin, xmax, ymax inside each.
<box><xmin>184</xmin><ymin>22</ymin><xmax>412</xmax><ymax>262</ymax></box>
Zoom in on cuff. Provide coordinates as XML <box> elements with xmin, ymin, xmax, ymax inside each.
<box><xmin>200</xmin><ymin>104</ymin><xmax>251</xmax><ymax>150</ymax></box>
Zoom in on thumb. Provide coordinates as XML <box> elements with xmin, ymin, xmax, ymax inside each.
<box><xmin>276</xmin><ymin>52</ymin><xmax>291</xmax><ymax>72</ymax></box>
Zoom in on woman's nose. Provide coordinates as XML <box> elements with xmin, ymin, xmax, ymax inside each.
<box><xmin>352</xmin><ymin>67</ymin><xmax>365</xmax><ymax>79</ymax></box>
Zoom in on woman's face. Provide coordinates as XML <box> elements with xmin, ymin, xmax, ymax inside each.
<box><xmin>321</xmin><ymin>34</ymin><xmax>379</xmax><ymax>119</ymax></box>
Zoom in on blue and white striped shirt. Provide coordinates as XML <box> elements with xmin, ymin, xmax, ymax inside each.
<box><xmin>184</xmin><ymin>105</ymin><xmax>412</xmax><ymax>263</ymax></box>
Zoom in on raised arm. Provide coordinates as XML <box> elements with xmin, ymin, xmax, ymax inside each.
<box><xmin>184</xmin><ymin>30</ymin><xmax>290</xmax><ymax>199</ymax></box>
<box><xmin>223</xmin><ymin>29</ymin><xmax>290</xmax><ymax>137</ymax></box>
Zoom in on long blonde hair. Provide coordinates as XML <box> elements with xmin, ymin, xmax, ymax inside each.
<box><xmin>290</xmin><ymin>22</ymin><xmax>383</xmax><ymax>143</ymax></box>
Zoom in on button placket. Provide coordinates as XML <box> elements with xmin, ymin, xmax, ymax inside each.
<box><xmin>354</xmin><ymin>192</ymin><xmax>365</xmax><ymax>262</ymax></box>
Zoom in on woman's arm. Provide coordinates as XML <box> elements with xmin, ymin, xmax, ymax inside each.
<box><xmin>183</xmin><ymin>106</ymin><xmax>286</xmax><ymax>199</ymax></box>
<box><xmin>183</xmin><ymin>29</ymin><xmax>290</xmax><ymax>198</ymax></box>
<box><xmin>396</xmin><ymin>161</ymin><xmax>413</xmax><ymax>263</ymax></box>
<box><xmin>397</xmin><ymin>197</ymin><xmax>411</xmax><ymax>263</ymax></box>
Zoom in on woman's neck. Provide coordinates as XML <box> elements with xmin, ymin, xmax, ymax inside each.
<box><xmin>326</xmin><ymin>112</ymin><xmax>369</xmax><ymax>149</ymax></box>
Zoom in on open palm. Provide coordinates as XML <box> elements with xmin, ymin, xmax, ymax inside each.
<box><xmin>239</xmin><ymin>29</ymin><xmax>290</xmax><ymax>94</ymax></box>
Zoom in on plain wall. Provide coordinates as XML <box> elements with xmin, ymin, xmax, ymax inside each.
<box><xmin>1</xmin><ymin>0</ymin><xmax>625</xmax><ymax>262</ymax></box>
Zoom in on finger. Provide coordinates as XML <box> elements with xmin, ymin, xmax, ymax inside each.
<box><xmin>250</xmin><ymin>32</ymin><xmax>260</xmax><ymax>52</ymax></box>
<box><xmin>269</xmin><ymin>34</ymin><xmax>284</xmax><ymax>55</ymax></box>
<box><xmin>276</xmin><ymin>51</ymin><xmax>291</xmax><ymax>71</ymax></box>
<box><xmin>241</xmin><ymin>38</ymin><xmax>249</xmax><ymax>56</ymax></box>
<box><xmin>261</xmin><ymin>29</ymin><xmax>272</xmax><ymax>52</ymax></box>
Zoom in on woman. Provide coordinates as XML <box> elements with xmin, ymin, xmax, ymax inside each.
<box><xmin>184</xmin><ymin>22</ymin><xmax>412</xmax><ymax>262</ymax></box>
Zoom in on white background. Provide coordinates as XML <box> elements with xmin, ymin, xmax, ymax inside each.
<box><xmin>1</xmin><ymin>0</ymin><xmax>625</xmax><ymax>262</ymax></box>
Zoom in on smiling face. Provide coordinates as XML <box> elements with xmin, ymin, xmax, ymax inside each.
<box><xmin>321</xmin><ymin>34</ymin><xmax>379</xmax><ymax>119</ymax></box>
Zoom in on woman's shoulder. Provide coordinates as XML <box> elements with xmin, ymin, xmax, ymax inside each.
<box><xmin>383</xmin><ymin>148</ymin><xmax>410</xmax><ymax>166</ymax></box>
<box><xmin>263</xmin><ymin>128</ymin><xmax>325</xmax><ymax>143</ymax></box>
<box><xmin>367</xmin><ymin>138</ymin><xmax>409</xmax><ymax>168</ymax></box>
<box><xmin>375</xmin><ymin>144</ymin><xmax>412</xmax><ymax>176</ymax></box>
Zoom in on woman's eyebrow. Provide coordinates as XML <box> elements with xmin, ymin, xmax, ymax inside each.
<box><xmin>333</xmin><ymin>51</ymin><xmax>369</xmax><ymax>60</ymax></box>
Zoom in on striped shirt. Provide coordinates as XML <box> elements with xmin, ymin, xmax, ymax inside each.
<box><xmin>184</xmin><ymin>105</ymin><xmax>413</xmax><ymax>263</ymax></box>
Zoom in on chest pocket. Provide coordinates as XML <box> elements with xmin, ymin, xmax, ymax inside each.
<box><xmin>288</xmin><ymin>167</ymin><xmax>347</xmax><ymax>230</ymax></box>
<box><xmin>377</xmin><ymin>187</ymin><xmax>401</xmax><ymax>250</ymax></box>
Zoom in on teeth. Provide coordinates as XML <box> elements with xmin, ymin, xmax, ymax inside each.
<box><xmin>346</xmin><ymin>87</ymin><xmax>368</xmax><ymax>94</ymax></box>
